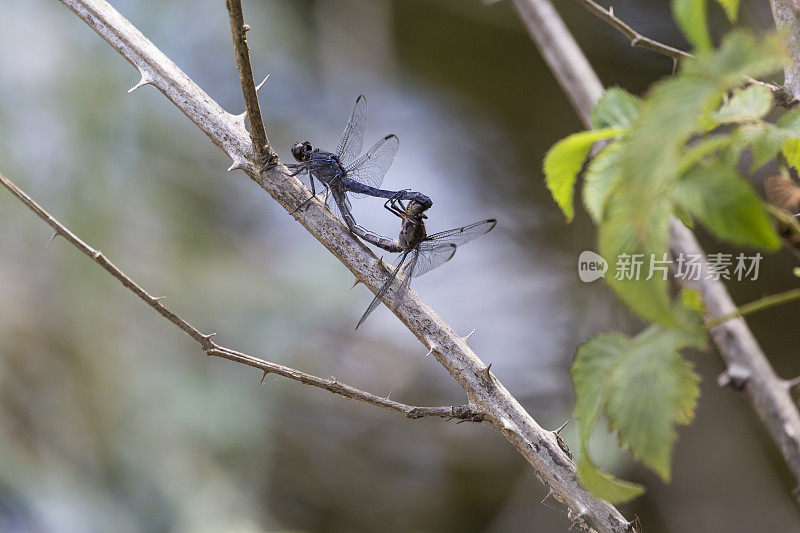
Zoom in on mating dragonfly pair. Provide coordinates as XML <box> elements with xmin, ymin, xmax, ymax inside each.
<box><xmin>285</xmin><ymin>96</ymin><xmax>496</xmax><ymax>328</ymax></box>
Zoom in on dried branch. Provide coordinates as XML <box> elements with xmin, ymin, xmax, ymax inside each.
<box><xmin>225</xmin><ymin>0</ymin><xmax>274</xmax><ymax>166</ymax></box>
<box><xmin>0</xmin><ymin>171</ymin><xmax>481</xmax><ymax>422</ymax></box>
<box><xmin>575</xmin><ymin>0</ymin><xmax>689</xmax><ymax>60</ymax></box>
<box><xmin>574</xmin><ymin>0</ymin><xmax>795</xmax><ymax>105</ymax></box>
<box><xmin>55</xmin><ymin>0</ymin><xmax>632</xmax><ymax>530</ymax></box>
<box><xmin>510</xmin><ymin>0</ymin><xmax>800</xmax><ymax>488</ymax></box>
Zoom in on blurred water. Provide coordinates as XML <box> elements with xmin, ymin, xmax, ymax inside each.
<box><xmin>0</xmin><ymin>0</ymin><xmax>799</xmax><ymax>531</ymax></box>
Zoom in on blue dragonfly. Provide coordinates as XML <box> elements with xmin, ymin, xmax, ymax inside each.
<box><xmin>287</xmin><ymin>95</ymin><xmax>432</xmax><ymax>228</ymax></box>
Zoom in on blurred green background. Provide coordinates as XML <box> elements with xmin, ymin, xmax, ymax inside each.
<box><xmin>1</xmin><ymin>0</ymin><xmax>799</xmax><ymax>531</ymax></box>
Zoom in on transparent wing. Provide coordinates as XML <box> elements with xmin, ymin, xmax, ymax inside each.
<box><xmin>356</xmin><ymin>251</ymin><xmax>408</xmax><ymax>330</ymax></box>
<box><xmin>411</xmin><ymin>219</ymin><xmax>496</xmax><ymax>278</ymax></box>
<box><xmin>336</xmin><ymin>95</ymin><xmax>367</xmax><ymax>167</ymax></box>
<box><xmin>421</xmin><ymin>219</ymin><xmax>497</xmax><ymax>249</ymax></box>
<box><xmin>409</xmin><ymin>243</ymin><xmax>457</xmax><ymax>278</ymax></box>
<box><xmin>344</xmin><ymin>134</ymin><xmax>399</xmax><ymax>194</ymax></box>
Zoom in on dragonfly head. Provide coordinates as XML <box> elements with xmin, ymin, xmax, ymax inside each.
<box><xmin>291</xmin><ymin>141</ymin><xmax>314</xmax><ymax>162</ymax></box>
<box><xmin>405</xmin><ymin>198</ymin><xmax>431</xmax><ymax>219</ymax></box>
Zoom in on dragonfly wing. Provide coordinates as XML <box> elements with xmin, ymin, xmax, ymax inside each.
<box><xmin>345</xmin><ymin>134</ymin><xmax>399</xmax><ymax>194</ymax></box>
<box><xmin>356</xmin><ymin>251</ymin><xmax>408</xmax><ymax>330</ymax></box>
<box><xmin>422</xmin><ymin>219</ymin><xmax>497</xmax><ymax>248</ymax></box>
<box><xmin>336</xmin><ymin>95</ymin><xmax>367</xmax><ymax>168</ymax></box>
<box><xmin>411</xmin><ymin>219</ymin><xmax>496</xmax><ymax>278</ymax></box>
<box><xmin>409</xmin><ymin>243</ymin><xmax>456</xmax><ymax>278</ymax></box>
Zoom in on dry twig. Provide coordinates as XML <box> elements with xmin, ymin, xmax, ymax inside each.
<box><xmin>0</xmin><ymin>171</ymin><xmax>481</xmax><ymax>422</ymax></box>
<box><xmin>225</xmin><ymin>0</ymin><xmax>274</xmax><ymax>166</ymax></box>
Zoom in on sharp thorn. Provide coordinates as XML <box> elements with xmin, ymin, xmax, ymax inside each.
<box><xmin>202</xmin><ymin>332</ymin><xmax>217</xmax><ymax>340</ymax></box>
<box><xmin>609</xmin><ymin>6</ymin><xmax>614</xmax><ymax>16</ymax></box>
<box><xmin>350</xmin><ymin>278</ymin><xmax>361</xmax><ymax>289</ymax></box>
<box><xmin>260</xmin><ymin>370</ymin><xmax>269</xmax><ymax>385</ymax></box>
<box><xmin>482</xmin><ymin>363</ymin><xmax>493</xmax><ymax>380</ymax></box>
<box><xmin>255</xmin><ymin>74</ymin><xmax>270</xmax><ymax>92</ymax></box>
<box><xmin>424</xmin><ymin>346</ymin><xmax>434</xmax><ymax>358</ymax></box>
<box><xmin>786</xmin><ymin>376</ymin><xmax>800</xmax><ymax>389</ymax></box>
<box><xmin>462</xmin><ymin>328</ymin><xmax>476</xmax><ymax>342</ymax></box>
<box><xmin>128</xmin><ymin>73</ymin><xmax>152</xmax><ymax>93</ymax></box>
<box><xmin>152</xmin><ymin>296</ymin><xmax>166</xmax><ymax>302</ymax></box>
<box><xmin>227</xmin><ymin>159</ymin><xmax>247</xmax><ymax>172</ymax></box>
<box><xmin>553</xmin><ymin>419</ymin><xmax>570</xmax><ymax>435</ymax></box>
<box><xmin>541</xmin><ymin>489</ymin><xmax>554</xmax><ymax>504</ymax></box>
<box><xmin>386</xmin><ymin>390</ymin><xmax>392</xmax><ymax>400</ymax></box>
<box><xmin>47</xmin><ymin>231</ymin><xmax>58</xmax><ymax>245</ymax></box>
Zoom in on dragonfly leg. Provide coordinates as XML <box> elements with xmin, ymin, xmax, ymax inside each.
<box><xmin>384</xmin><ymin>190</ymin><xmax>408</xmax><ymax>217</ymax></box>
<box><xmin>290</xmin><ymin>174</ymin><xmax>318</xmax><ymax>215</ymax></box>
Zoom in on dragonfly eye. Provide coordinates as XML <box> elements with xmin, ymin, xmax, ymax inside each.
<box><xmin>291</xmin><ymin>142</ymin><xmax>312</xmax><ymax>162</ymax></box>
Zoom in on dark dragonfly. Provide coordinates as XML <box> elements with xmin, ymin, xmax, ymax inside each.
<box><xmin>288</xmin><ymin>95</ymin><xmax>431</xmax><ymax>225</ymax></box>
<box><xmin>354</xmin><ymin>192</ymin><xmax>497</xmax><ymax>329</ymax></box>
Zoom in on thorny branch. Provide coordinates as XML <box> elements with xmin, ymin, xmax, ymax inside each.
<box><xmin>56</xmin><ymin>0</ymin><xmax>633</xmax><ymax>530</ymax></box>
<box><xmin>225</xmin><ymin>0</ymin><xmax>274</xmax><ymax>166</ymax></box>
<box><xmin>573</xmin><ymin>0</ymin><xmax>796</xmax><ymax>106</ymax></box>
<box><xmin>511</xmin><ymin>0</ymin><xmax>800</xmax><ymax>490</ymax></box>
<box><xmin>0</xmin><ymin>171</ymin><xmax>481</xmax><ymax>423</ymax></box>
<box><xmin>575</xmin><ymin>0</ymin><xmax>689</xmax><ymax>60</ymax></box>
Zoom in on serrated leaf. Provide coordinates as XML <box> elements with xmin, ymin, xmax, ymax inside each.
<box><xmin>673</xmin><ymin>0</ymin><xmax>711</xmax><ymax>51</ymax></box>
<box><xmin>604</xmin><ymin>327</ymin><xmax>701</xmax><ymax>479</ymax></box>
<box><xmin>577</xmin><ymin>456</ymin><xmax>645</xmax><ymax>504</ymax></box>
<box><xmin>671</xmin><ymin>164</ymin><xmax>780</xmax><ymax>249</ymax></box>
<box><xmin>572</xmin><ymin>326</ymin><xmax>701</xmax><ymax>489</ymax></box>
<box><xmin>783</xmin><ymin>139</ymin><xmax>800</xmax><ymax>169</ymax></box>
<box><xmin>583</xmin><ymin>141</ymin><xmax>623</xmax><ymax>222</ymax></box>
<box><xmin>714</xmin><ymin>0</ymin><xmax>739</xmax><ymax>22</ymax></box>
<box><xmin>712</xmin><ymin>85</ymin><xmax>773</xmax><ymax>123</ymax></box>
<box><xmin>592</xmin><ymin>88</ymin><xmax>641</xmax><ymax>130</ymax></box>
<box><xmin>599</xmin><ymin>196</ymin><xmax>675</xmax><ymax>325</ymax></box>
<box><xmin>543</xmin><ymin>128</ymin><xmax>625</xmax><ymax>221</ymax></box>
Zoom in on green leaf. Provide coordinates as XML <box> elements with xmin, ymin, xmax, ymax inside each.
<box><xmin>577</xmin><ymin>456</ymin><xmax>645</xmax><ymax>504</ymax></box>
<box><xmin>671</xmin><ymin>164</ymin><xmax>780</xmax><ymax>249</ymax></box>
<box><xmin>682</xmin><ymin>31</ymin><xmax>785</xmax><ymax>86</ymax></box>
<box><xmin>572</xmin><ymin>326</ymin><xmax>701</xmax><ymax>488</ymax></box>
<box><xmin>592</xmin><ymin>88</ymin><xmax>641</xmax><ymax>130</ymax></box>
<box><xmin>583</xmin><ymin>141</ymin><xmax>623</xmax><ymax>222</ymax></box>
<box><xmin>680</xmin><ymin>288</ymin><xmax>706</xmax><ymax>315</ymax></box>
<box><xmin>673</xmin><ymin>0</ymin><xmax>711</xmax><ymax>51</ymax></box>
<box><xmin>751</xmin><ymin>124</ymin><xmax>787</xmax><ymax>171</ymax></box>
<box><xmin>543</xmin><ymin>128</ymin><xmax>625</xmax><ymax>221</ymax></box>
<box><xmin>712</xmin><ymin>85</ymin><xmax>773</xmax><ymax>124</ymax></box>
<box><xmin>777</xmin><ymin>108</ymin><xmax>800</xmax><ymax>135</ymax></box>
<box><xmin>599</xmin><ymin>195</ymin><xmax>674</xmax><ymax>325</ymax></box>
<box><xmin>783</xmin><ymin>139</ymin><xmax>800</xmax><ymax>169</ymax></box>
<box><xmin>678</xmin><ymin>134</ymin><xmax>732</xmax><ymax>174</ymax></box>
<box><xmin>714</xmin><ymin>0</ymin><xmax>739</xmax><ymax>22</ymax></box>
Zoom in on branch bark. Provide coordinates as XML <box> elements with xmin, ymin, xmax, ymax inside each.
<box><xmin>772</xmin><ymin>0</ymin><xmax>800</xmax><ymax>100</ymax></box>
<box><xmin>510</xmin><ymin>0</ymin><xmax>800</xmax><ymax>489</ymax></box>
<box><xmin>225</xmin><ymin>0</ymin><xmax>274</xmax><ymax>166</ymax></box>
<box><xmin>0</xmin><ymin>171</ymin><xmax>481</xmax><ymax>422</ymax></box>
<box><xmin>55</xmin><ymin>0</ymin><xmax>632</xmax><ymax>530</ymax></box>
